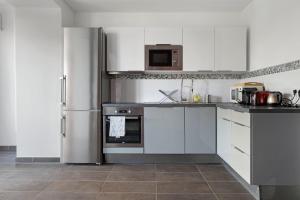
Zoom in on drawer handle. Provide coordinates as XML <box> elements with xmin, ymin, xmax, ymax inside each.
<box><xmin>234</xmin><ymin>146</ymin><xmax>246</xmax><ymax>154</ymax></box>
<box><xmin>233</xmin><ymin>121</ymin><xmax>247</xmax><ymax>127</ymax></box>
<box><xmin>222</xmin><ymin>118</ymin><xmax>231</xmax><ymax>122</ymax></box>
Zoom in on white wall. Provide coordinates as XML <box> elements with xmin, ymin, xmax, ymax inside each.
<box><xmin>112</xmin><ymin>79</ymin><xmax>238</xmax><ymax>103</ymax></box>
<box><xmin>0</xmin><ymin>2</ymin><xmax>16</xmax><ymax>146</ymax></box>
<box><xmin>75</xmin><ymin>12</ymin><xmax>246</xmax><ymax>27</ymax></box>
<box><xmin>243</xmin><ymin>70</ymin><xmax>300</xmax><ymax>98</ymax></box>
<box><xmin>15</xmin><ymin>7</ymin><xmax>61</xmax><ymax>157</ymax></box>
<box><xmin>54</xmin><ymin>0</ymin><xmax>75</xmax><ymax>26</ymax></box>
<box><xmin>242</xmin><ymin>0</ymin><xmax>300</xmax><ymax>70</ymax></box>
<box><xmin>241</xmin><ymin>0</ymin><xmax>300</xmax><ymax>96</ymax></box>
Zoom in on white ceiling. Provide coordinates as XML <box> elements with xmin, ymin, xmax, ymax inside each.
<box><xmin>64</xmin><ymin>0</ymin><xmax>253</xmax><ymax>12</ymax></box>
<box><xmin>6</xmin><ymin>0</ymin><xmax>58</xmax><ymax>7</ymax></box>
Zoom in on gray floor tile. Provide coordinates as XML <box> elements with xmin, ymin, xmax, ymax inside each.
<box><xmin>155</xmin><ymin>172</ymin><xmax>205</xmax><ymax>182</ymax></box>
<box><xmin>97</xmin><ymin>193</ymin><xmax>156</xmax><ymax>200</ymax></box>
<box><xmin>201</xmin><ymin>170</ymin><xmax>235</xmax><ymax>181</ymax></box>
<box><xmin>51</xmin><ymin>171</ymin><xmax>108</xmax><ymax>181</ymax></box>
<box><xmin>157</xmin><ymin>194</ymin><xmax>217</xmax><ymax>200</ymax></box>
<box><xmin>156</xmin><ymin>164</ymin><xmax>198</xmax><ymax>172</ymax></box>
<box><xmin>209</xmin><ymin>182</ymin><xmax>248</xmax><ymax>194</ymax></box>
<box><xmin>0</xmin><ymin>191</ymin><xmax>39</xmax><ymax>200</ymax></box>
<box><xmin>197</xmin><ymin>164</ymin><xmax>225</xmax><ymax>172</ymax></box>
<box><xmin>0</xmin><ymin>180</ymin><xmax>51</xmax><ymax>191</ymax></box>
<box><xmin>112</xmin><ymin>164</ymin><xmax>155</xmax><ymax>172</ymax></box>
<box><xmin>107</xmin><ymin>172</ymin><xmax>155</xmax><ymax>181</ymax></box>
<box><xmin>35</xmin><ymin>192</ymin><xmax>97</xmax><ymax>200</ymax></box>
<box><xmin>102</xmin><ymin>182</ymin><xmax>156</xmax><ymax>193</ymax></box>
<box><xmin>157</xmin><ymin>182</ymin><xmax>212</xmax><ymax>194</ymax></box>
<box><xmin>217</xmin><ymin>193</ymin><xmax>256</xmax><ymax>200</ymax></box>
<box><xmin>44</xmin><ymin>181</ymin><xmax>103</xmax><ymax>193</ymax></box>
<box><xmin>69</xmin><ymin>164</ymin><xmax>114</xmax><ymax>172</ymax></box>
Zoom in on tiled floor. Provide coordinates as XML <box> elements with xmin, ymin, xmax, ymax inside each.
<box><xmin>0</xmin><ymin>151</ymin><xmax>255</xmax><ymax>200</ymax></box>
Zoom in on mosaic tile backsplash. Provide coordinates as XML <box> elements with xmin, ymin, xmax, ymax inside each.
<box><xmin>109</xmin><ymin>59</ymin><xmax>300</xmax><ymax>80</ymax></box>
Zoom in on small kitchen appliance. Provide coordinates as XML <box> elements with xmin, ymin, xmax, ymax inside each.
<box><xmin>145</xmin><ymin>44</ymin><xmax>183</xmax><ymax>71</ymax></box>
<box><xmin>267</xmin><ymin>92</ymin><xmax>283</xmax><ymax>106</ymax></box>
<box><xmin>230</xmin><ymin>82</ymin><xmax>265</xmax><ymax>104</ymax></box>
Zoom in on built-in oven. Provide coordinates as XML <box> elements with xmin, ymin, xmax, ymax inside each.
<box><xmin>145</xmin><ymin>44</ymin><xmax>183</xmax><ymax>71</ymax></box>
<box><xmin>103</xmin><ymin>106</ymin><xmax>144</xmax><ymax>147</ymax></box>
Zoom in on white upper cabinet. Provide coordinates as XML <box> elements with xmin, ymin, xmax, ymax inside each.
<box><xmin>145</xmin><ymin>27</ymin><xmax>182</xmax><ymax>45</ymax></box>
<box><xmin>106</xmin><ymin>27</ymin><xmax>145</xmax><ymax>71</ymax></box>
<box><xmin>183</xmin><ymin>27</ymin><xmax>214</xmax><ymax>71</ymax></box>
<box><xmin>215</xmin><ymin>27</ymin><xmax>247</xmax><ymax>71</ymax></box>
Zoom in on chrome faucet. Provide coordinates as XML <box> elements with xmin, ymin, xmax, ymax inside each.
<box><xmin>180</xmin><ymin>79</ymin><xmax>194</xmax><ymax>102</ymax></box>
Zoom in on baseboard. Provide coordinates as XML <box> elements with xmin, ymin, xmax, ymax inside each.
<box><xmin>220</xmin><ymin>157</ymin><xmax>260</xmax><ymax>200</ymax></box>
<box><xmin>0</xmin><ymin>146</ymin><xmax>16</xmax><ymax>151</ymax></box>
<box><xmin>104</xmin><ymin>154</ymin><xmax>221</xmax><ymax>164</ymax></box>
<box><xmin>15</xmin><ymin>157</ymin><xmax>60</xmax><ymax>163</ymax></box>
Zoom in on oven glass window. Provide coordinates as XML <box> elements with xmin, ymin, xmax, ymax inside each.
<box><xmin>149</xmin><ymin>50</ymin><xmax>172</xmax><ymax>67</ymax></box>
<box><xmin>106</xmin><ymin>116</ymin><xmax>141</xmax><ymax>144</ymax></box>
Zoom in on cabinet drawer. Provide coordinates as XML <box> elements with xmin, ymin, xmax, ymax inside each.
<box><xmin>231</xmin><ymin>110</ymin><xmax>250</xmax><ymax>127</ymax></box>
<box><xmin>231</xmin><ymin>122</ymin><xmax>250</xmax><ymax>155</ymax></box>
<box><xmin>231</xmin><ymin>145</ymin><xmax>250</xmax><ymax>183</ymax></box>
<box><xmin>217</xmin><ymin>108</ymin><xmax>232</xmax><ymax>120</ymax></box>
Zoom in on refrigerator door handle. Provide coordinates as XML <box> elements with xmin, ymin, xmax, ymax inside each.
<box><xmin>60</xmin><ymin>75</ymin><xmax>67</xmax><ymax>105</ymax></box>
<box><xmin>60</xmin><ymin>116</ymin><xmax>66</xmax><ymax>137</ymax></box>
<box><xmin>60</xmin><ymin>76</ymin><xmax>63</xmax><ymax>104</ymax></box>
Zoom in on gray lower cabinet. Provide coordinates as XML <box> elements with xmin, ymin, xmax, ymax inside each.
<box><xmin>144</xmin><ymin>107</ymin><xmax>185</xmax><ymax>154</ymax></box>
<box><xmin>185</xmin><ymin>107</ymin><xmax>216</xmax><ymax>154</ymax></box>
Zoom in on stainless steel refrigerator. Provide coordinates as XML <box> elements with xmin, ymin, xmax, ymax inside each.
<box><xmin>61</xmin><ymin>27</ymin><xmax>109</xmax><ymax>163</ymax></box>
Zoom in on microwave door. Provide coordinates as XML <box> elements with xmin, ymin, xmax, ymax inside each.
<box><xmin>149</xmin><ymin>50</ymin><xmax>172</xmax><ymax>67</ymax></box>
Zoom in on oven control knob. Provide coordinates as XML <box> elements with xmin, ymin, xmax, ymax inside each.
<box><xmin>128</xmin><ymin>110</ymin><xmax>131</xmax><ymax>114</ymax></box>
<box><xmin>114</xmin><ymin>110</ymin><xmax>117</xmax><ymax>114</ymax></box>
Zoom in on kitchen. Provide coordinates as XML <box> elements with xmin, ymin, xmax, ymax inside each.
<box><xmin>1</xmin><ymin>0</ymin><xmax>300</xmax><ymax>200</ymax></box>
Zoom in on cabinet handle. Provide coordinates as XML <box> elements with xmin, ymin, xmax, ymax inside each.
<box><xmin>222</xmin><ymin>118</ymin><xmax>231</xmax><ymax>122</ymax></box>
<box><xmin>233</xmin><ymin>121</ymin><xmax>247</xmax><ymax>127</ymax></box>
<box><xmin>234</xmin><ymin>146</ymin><xmax>246</xmax><ymax>154</ymax></box>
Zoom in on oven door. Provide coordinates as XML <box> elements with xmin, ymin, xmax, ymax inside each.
<box><xmin>104</xmin><ymin>115</ymin><xmax>144</xmax><ymax>147</ymax></box>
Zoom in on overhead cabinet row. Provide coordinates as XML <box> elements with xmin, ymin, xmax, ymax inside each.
<box><xmin>105</xmin><ymin>27</ymin><xmax>247</xmax><ymax>72</ymax></box>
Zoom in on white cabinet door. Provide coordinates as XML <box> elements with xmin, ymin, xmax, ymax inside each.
<box><xmin>183</xmin><ymin>27</ymin><xmax>214</xmax><ymax>71</ymax></box>
<box><xmin>230</xmin><ymin>145</ymin><xmax>251</xmax><ymax>183</ymax></box>
<box><xmin>217</xmin><ymin>108</ymin><xmax>231</xmax><ymax>164</ymax></box>
<box><xmin>215</xmin><ymin>27</ymin><xmax>247</xmax><ymax>71</ymax></box>
<box><xmin>106</xmin><ymin>27</ymin><xmax>145</xmax><ymax>71</ymax></box>
<box><xmin>145</xmin><ymin>27</ymin><xmax>182</xmax><ymax>45</ymax></box>
<box><xmin>185</xmin><ymin>107</ymin><xmax>216</xmax><ymax>154</ymax></box>
<box><xmin>144</xmin><ymin>107</ymin><xmax>184</xmax><ymax>154</ymax></box>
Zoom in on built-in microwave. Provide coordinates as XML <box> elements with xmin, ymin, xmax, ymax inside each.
<box><xmin>145</xmin><ymin>44</ymin><xmax>183</xmax><ymax>71</ymax></box>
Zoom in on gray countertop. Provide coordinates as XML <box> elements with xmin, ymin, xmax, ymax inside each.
<box><xmin>217</xmin><ymin>103</ymin><xmax>300</xmax><ymax>113</ymax></box>
<box><xmin>102</xmin><ymin>102</ymin><xmax>300</xmax><ymax>113</ymax></box>
<box><xmin>102</xmin><ymin>102</ymin><xmax>216</xmax><ymax>107</ymax></box>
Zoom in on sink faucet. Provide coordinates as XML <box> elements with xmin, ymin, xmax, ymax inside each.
<box><xmin>181</xmin><ymin>79</ymin><xmax>194</xmax><ymax>102</ymax></box>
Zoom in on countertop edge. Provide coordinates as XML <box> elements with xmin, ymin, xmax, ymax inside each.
<box><xmin>102</xmin><ymin>103</ymin><xmax>300</xmax><ymax>113</ymax></box>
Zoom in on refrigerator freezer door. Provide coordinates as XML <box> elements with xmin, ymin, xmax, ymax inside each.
<box><xmin>62</xmin><ymin>110</ymin><xmax>101</xmax><ymax>163</ymax></box>
<box><xmin>63</xmin><ymin>28</ymin><xmax>102</xmax><ymax>110</ymax></box>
